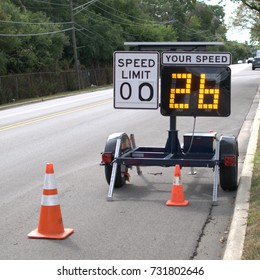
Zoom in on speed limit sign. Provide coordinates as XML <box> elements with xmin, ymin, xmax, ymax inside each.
<box><xmin>113</xmin><ymin>51</ymin><xmax>160</xmax><ymax>109</ymax></box>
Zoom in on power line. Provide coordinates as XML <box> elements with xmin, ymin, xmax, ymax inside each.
<box><xmin>94</xmin><ymin>1</ymin><xmax>153</xmax><ymax>23</ymax></box>
<box><xmin>93</xmin><ymin>1</ymin><xmax>177</xmax><ymax>26</ymax></box>
<box><xmin>0</xmin><ymin>20</ymin><xmax>72</xmax><ymax>25</ymax></box>
<box><xmin>0</xmin><ymin>27</ymin><xmax>72</xmax><ymax>37</ymax></box>
<box><xmin>73</xmin><ymin>0</ymin><xmax>98</xmax><ymax>11</ymax></box>
<box><xmin>82</xmin><ymin>8</ymin><xmax>155</xmax><ymax>27</ymax></box>
<box><xmin>30</xmin><ymin>0</ymin><xmax>69</xmax><ymax>7</ymax></box>
<box><xmin>74</xmin><ymin>23</ymin><xmax>120</xmax><ymax>43</ymax></box>
<box><xmin>74</xmin><ymin>23</ymin><xmax>95</xmax><ymax>35</ymax></box>
<box><xmin>73</xmin><ymin>0</ymin><xmax>99</xmax><ymax>16</ymax></box>
<box><xmin>81</xmin><ymin>3</ymin><xmax>175</xmax><ymax>27</ymax></box>
<box><xmin>92</xmin><ymin>3</ymin><xmax>157</xmax><ymax>26</ymax></box>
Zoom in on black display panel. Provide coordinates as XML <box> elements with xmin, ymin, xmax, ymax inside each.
<box><xmin>160</xmin><ymin>66</ymin><xmax>231</xmax><ymax>117</ymax></box>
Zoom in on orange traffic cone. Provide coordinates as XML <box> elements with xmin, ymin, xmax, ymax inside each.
<box><xmin>28</xmin><ymin>163</ymin><xmax>74</xmax><ymax>239</ymax></box>
<box><xmin>166</xmin><ymin>164</ymin><xmax>189</xmax><ymax>206</ymax></box>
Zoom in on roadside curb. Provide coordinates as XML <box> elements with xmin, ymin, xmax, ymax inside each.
<box><xmin>223</xmin><ymin>86</ymin><xmax>260</xmax><ymax>259</ymax></box>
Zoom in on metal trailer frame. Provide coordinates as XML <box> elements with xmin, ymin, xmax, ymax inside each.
<box><xmin>102</xmin><ymin>42</ymin><xmax>238</xmax><ymax>205</ymax></box>
<box><xmin>106</xmin><ymin>129</ymin><xmax>221</xmax><ymax>205</ymax></box>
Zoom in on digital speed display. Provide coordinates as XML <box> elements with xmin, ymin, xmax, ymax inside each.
<box><xmin>160</xmin><ymin>66</ymin><xmax>231</xmax><ymax>117</ymax></box>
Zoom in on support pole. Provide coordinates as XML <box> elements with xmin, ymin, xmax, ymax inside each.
<box><xmin>212</xmin><ymin>137</ymin><xmax>220</xmax><ymax>206</ymax></box>
<box><xmin>70</xmin><ymin>0</ymin><xmax>81</xmax><ymax>90</ymax></box>
<box><xmin>165</xmin><ymin>116</ymin><xmax>181</xmax><ymax>154</ymax></box>
<box><xmin>130</xmin><ymin>134</ymin><xmax>142</xmax><ymax>175</ymax></box>
<box><xmin>189</xmin><ymin>167</ymin><xmax>197</xmax><ymax>175</ymax></box>
<box><xmin>107</xmin><ymin>139</ymin><xmax>121</xmax><ymax>201</ymax></box>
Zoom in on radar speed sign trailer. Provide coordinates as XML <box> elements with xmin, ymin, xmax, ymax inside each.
<box><xmin>101</xmin><ymin>42</ymin><xmax>238</xmax><ymax>205</ymax></box>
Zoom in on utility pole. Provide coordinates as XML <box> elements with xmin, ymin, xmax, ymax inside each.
<box><xmin>70</xmin><ymin>0</ymin><xmax>81</xmax><ymax>90</ymax></box>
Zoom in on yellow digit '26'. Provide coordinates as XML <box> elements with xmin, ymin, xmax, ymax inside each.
<box><xmin>169</xmin><ymin>72</ymin><xmax>220</xmax><ymax>110</ymax></box>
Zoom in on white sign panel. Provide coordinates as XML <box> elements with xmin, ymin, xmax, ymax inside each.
<box><xmin>162</xmin><ymin>52</ymin><xmax>231</xmax><ymax>66</ymax></box>
<box><xmin>114</xmin><ymin>51</ymin><xmax>159</xmax><ymax>109</ymax></box>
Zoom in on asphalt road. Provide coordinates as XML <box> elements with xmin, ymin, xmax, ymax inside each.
<box><xmin>0</xmin><ymin>64</ymin><xmax>259</xmax><ymax>260</ymax></box>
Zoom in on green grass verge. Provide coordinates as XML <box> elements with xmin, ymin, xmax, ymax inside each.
<box><xmin>242</xmin><ymin>131</ymin><xmax>260</xmax><ymax>259</ymax></box>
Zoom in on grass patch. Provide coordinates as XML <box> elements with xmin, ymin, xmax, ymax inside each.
<box><xmin>242</xmin><ymin>132</ymin><xmax>260</xmax><ymax>259</ymax></box>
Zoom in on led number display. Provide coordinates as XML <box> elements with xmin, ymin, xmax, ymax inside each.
<box><xmin>160</xmin><ymin>66</ymin><xmax>231</xmax><ymax>117</ymax></box>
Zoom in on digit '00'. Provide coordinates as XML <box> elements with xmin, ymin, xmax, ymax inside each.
<box><xmin>120</xmin><ymin>82</ymin><xmax>154</xmax><ymax>101</ymax></box>
<box><xmin>120</xmin><ymin>82</ymin><xmax>132</xmax><ymax>100</ymax></box>
<box><xmin>139</xmin><ymin>82</ymin><xmax>154</xmax><ymax>101</ymax></box>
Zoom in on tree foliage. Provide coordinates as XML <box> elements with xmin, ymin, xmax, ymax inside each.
<box><xmin>1</xmin><ymin>0</ymin><xmax>69</xmax><ymax>74</ymax></box>
<box><xmin>0</xmin><ymin>0</ymin><xmax>257</xmax><ymax>75</ymax></box>
<box><xmin>231</xmin><ymin>0</ymin><xmax>260</xmax><ymax>45</ymax></box>
<box><xmin>232</xmin><ymin>0</ymin><xmax>260</xmax><ymax>12</ymax></box>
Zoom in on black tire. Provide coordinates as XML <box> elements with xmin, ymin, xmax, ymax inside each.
<box><xmin>103</xmin><ymin>132</ymin><xmax>131</xmax><ymax>188</ymax></box>
<box><xmin>219</xmin><ymin>165</ymin><xmax>238</xmax><ymax>191</ymax></box>
<box><xmin>105</xmin><ymin>164</ymin><xmax>128</xmax><ymax>188</ymax></box>
<box><xmin>219</xmin><ymin>142</ymin><xmax>238</xmax><ymax>191</ymax></box>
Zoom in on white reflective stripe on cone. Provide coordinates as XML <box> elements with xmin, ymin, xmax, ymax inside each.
<box><xmin>43</xmin><ymin>174</ymin><xmax>56</xmax><ymax>189</ymax></box>
<box><xmin>175</xmin><ymin>177</ymin><xmax>181</xmax><ymax>185</ymax></box>
<box><xmin>41</xmin><ymin>194</ymin><xmax>60</xmax><ymax>206</ymax></box>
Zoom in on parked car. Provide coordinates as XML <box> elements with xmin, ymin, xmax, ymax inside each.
<box><xmin>247</xmin><ymin>57</ymin><xmax>254</xmax><ymax>63</ymax></box>
<box><xmin>252</xmin><ymin>57</ymin><xmax>260</xmax><ymax>70</ymax></box>
<box><xmin>237</xmin><ymin>60</ymin><xmax>243</xmax><ymax>64</ymax></box>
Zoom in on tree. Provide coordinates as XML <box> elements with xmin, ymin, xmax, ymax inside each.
<box><xmin>184</xmin><ymin>2</ymin><xmax>227</xmax><ymax>41</ymax></box>
<box><xmin>219</xmin><ymin>40</ymin><xmax>252</xmax><ymax>62</ymax></box>
<box><xmin>231</xmin><ymin>1</ymin><xmax>260</xmax><ymax>44</ymax></box>
<box><xmin>232</xmin><ymin>0</ymin><xmax>260</xmax><ymax>13</ymax></box>
<box><xmin>2</xmin><ymin>0</ymin><xmax>254</xmax><ymax>74</ymax></box>
<box><xmin>140</xmin><ymin>0</ymin><xmax>197</xmax><ymax>41</ymax></box>
<box><xmin>0</xmin><ymin>1</ymin><xmax>23</xmax><ymax>74</ymax></box>
<box><xmin>1</xmin><ymin>0</ymin><xmax>69</xmax><ymax>73</ymax></box>
<box><xmin>140</xmin><ymin>0</ymin><xmax>226</xmax><ymax>42</ymax></box>
<box><xmin>208</xmin><ymin>0</ymin><xmax>259</xmax><ymax>45</ymax></box>
<box><xmin>71</xmin><ymin>0</ymin><xmax>177</xmax><ymax>65</ymax></box>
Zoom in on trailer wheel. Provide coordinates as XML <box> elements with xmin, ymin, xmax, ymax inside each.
<box><xmin>105</xmin><ymin>164</ymin><xmax>128</xmax><ymax>188</ymax></box>
<box><xmin>103</xmin><ymin>132</ymin><xmax>131</xmax><ymax>188</ymax></box>
<box><xmin>219</xmin><ymin>163</ymin><xmax>238</xmax><ymax>191</ymax></box>
<box><xmin>219</xmin><ymin>138</ymin><xmax>238</xmax><ymax>191</ymax></box>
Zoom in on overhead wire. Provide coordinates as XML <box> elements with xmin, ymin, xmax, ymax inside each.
<box><xmin>73</xmin><ymin>11</ymin><xmax>142</xmax><ymax>41</ymax></box>
<box><xmin>0</xmin><ymin>1</ymin><xmax>224</xmax><ymax>42</ymax></box>
<box><xmin>93</xmin><ymin>1</ymin><xmax>225</xmax><ymax>41</ymax></box>
<box><xmin>0</xmin><ymin>20</ymin><xmax>72</xmax><ymax>25</ymax></box>
<box><xmin>72</xmin><ymin>3</ymin><xmax>177</xmax><ymax>43</ymax></box>
<box><xmin>93</xmin><ymin>1</ymin><xmax>156</xmax><ymax>24</ymax></box>
<box><xmin>0</xmin><ymin>27</ymin><xmax>72</xmax><ymax>37</ymax></box>
<box><xmin>74</xmin><ymin>22</ymin><xmax>124</xmax><ymax>44</ymax></box>
<box><xmin>0</xmin><ymin>1</ymin><xmax>71</xmax><ymax>37</ymax></box>
<box><xmin>73</xmin><ymin>0</ymin><xmax>99</xmax><ymax>15</ymax></box>
<box><xmin>0</xmin><ymin>0</ymin><xmax>172</xmax><ymax>39</ymax></box>
<box><xmin>79</xmin><ymin>6</ymin><xmax>161</xmax><ymax>28</ymax></box>
<box><xmin>29</xmin><ymin>0</ymin><xmax>69</xmax><ymax>7</ymax></box>
<box><xmin>92</xmin><ymin>1</ymin><xmax>173</xmax><ymax>26</ymax></box>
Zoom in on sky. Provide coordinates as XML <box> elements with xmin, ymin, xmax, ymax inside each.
<box><xmin>203</xmin><ymin>0</ymin><xmax>251</xmax><ymax>43</ymax></box>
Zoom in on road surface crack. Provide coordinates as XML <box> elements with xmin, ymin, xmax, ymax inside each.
<box><xmin>190</xmin><ymin>205</ymin><xmax>213</xmax><ymax>259</ymax></box>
